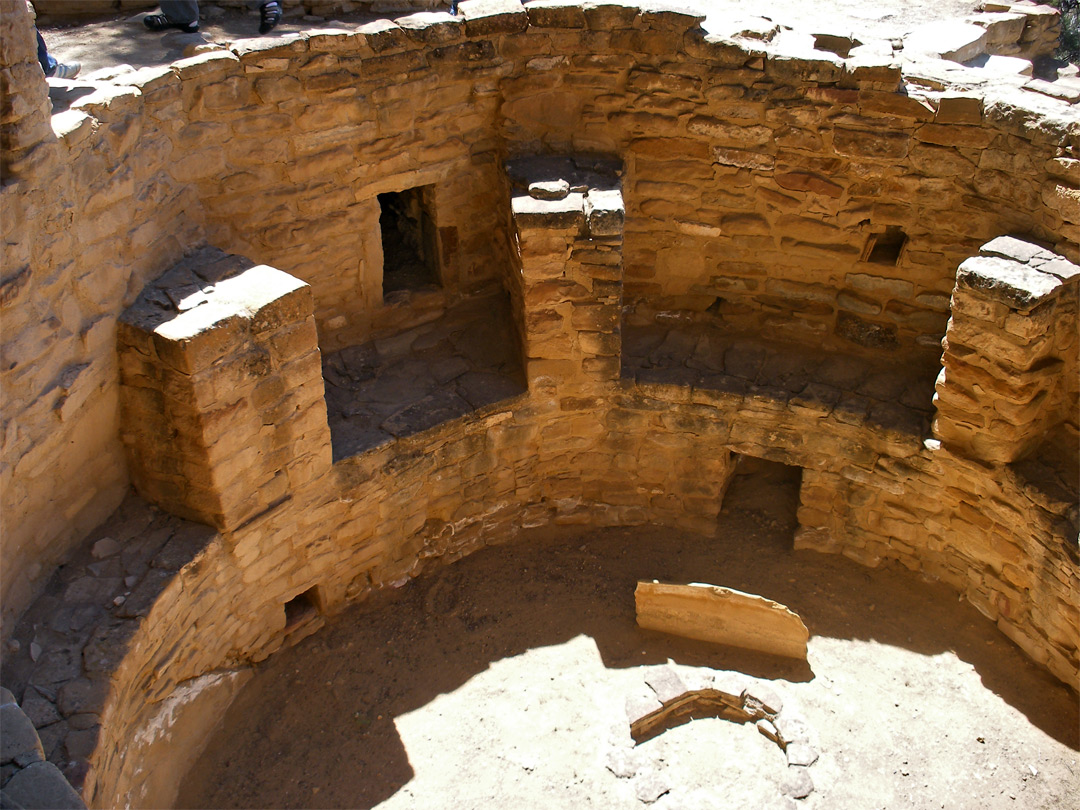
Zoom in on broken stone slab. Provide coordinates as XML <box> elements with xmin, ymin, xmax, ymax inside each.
<box><xmin>635</xmin><ymin>581</ymin><xmax>809</xmax><ymax>660</ymax></box>
<box><xmin>0</xmin><ymin>704</ymin><xmax>44</xmax><ymax>765</ymax></box>
<box><xmin>781</xmin><ymin>766</ymin><xmax>814</xmax><ymax>799</ymax></box>
<box><xmin>1024</xmin><ymin>77</ymin><xmax>1080</xmax><ymax>103</ymax></box>
<box><xmin>585</xmin><ymin>189</ymin><xmax>625</xmax><ymax>237</ymax></box>
<box><xmin>980</xmin><ymin>235</ymin><xmax>1058</xmax><ymax>266</ymax></box>
<box><xmin>634</xmin><ymin>771</ymin><xmax>670</xmax><ymax>804</ymax></box>
<box><xmin>605</xmin><ymin>747</ymin><xmax>646</xmax><ymax>779</ymax></box>
<box><xmin>625</xmin><ymin>691</ymin><xmax>663</xmax><ymax>726</ymax></box>
<box><xmin>2</xmin><ymin>761</ymin><xmax>85</xmax><ymax>809</ymax></box>
<box><xmin>786</xmin><ymin>741</ymin><xmax>820</xmax><ymax>767</ymax></box>
<box><xmin>904</xmin><ymin>20</ymin><xmax>988</xmax><ymax>63</ymax></box>
<box><xmin>511</xmin><ymin>193</ymin><xmax>586</xmax><ymax>230</ymax></box>
<box><xmin>955</xmin><ymin>255</ymin><xmax>1062</xmax><ymax>311</ymax></box>
<box><xmin>643</xmin><ymin>665</ymin><xmax>688</xmax><ymax>704</ymax></box>
<box><xmin>774</xmin><ymin>714</ymin><xmax>812</xmax><ymax>746</ymax></box>
<box><xmin>965</xmin><ymin>53</ymin><xmax>1033</xmax><ymax>76</ymax></box>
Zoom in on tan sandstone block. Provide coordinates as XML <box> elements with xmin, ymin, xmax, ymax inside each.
<box><xmin>635</xmin><ymin>581</ymin><xmax>809</xmax><ymax>660</ymax></box>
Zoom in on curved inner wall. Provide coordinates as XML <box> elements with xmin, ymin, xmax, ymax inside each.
<box><xmin>1</xmin><ymin>1</ymin><xmax>1078</xmax><ymax>808</ymax></box>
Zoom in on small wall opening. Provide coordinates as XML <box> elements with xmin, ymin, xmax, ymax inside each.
<box><xmin>721</xmin><ymin>455</ymin><xmax>803</xmax><ymax>547</ymax></box>
<box><xmin>284</xmin><ymin>586</ymin><xmax>321</xmax><ymax>629</ymax></box>
<box><xmin>862</xmin><ymin>226</ymin><xmax>908</xmax><ymax>266</ymax></box>
<box><xmin>379</xmin><ymin>186</ymin><xmax>440</xmax><ymax>296</ymax></box>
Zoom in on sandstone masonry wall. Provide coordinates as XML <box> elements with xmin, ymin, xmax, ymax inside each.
<box><xmin>0</xmin><ymin>1</ymin><xmax>1077</xmax><ymax>807</ymax></box>
<box><xmin>5</xmin><ymin>2</ymin><xmax>1076</xmax><ymax>642</ymax></box>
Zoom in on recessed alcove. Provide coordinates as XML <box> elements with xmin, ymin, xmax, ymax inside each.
<box><xmin>620</xmin><ymin>323</ymin><xmax>938</xmax><ymax>442</ymax></box>
<box><xmin>862</xmin><ymin>227</ymin><xmax>909</xmax><ymax>266</ymax></box>
<box><xmin>322</xmin><ymin>291</ymin><xmax>526</xmax><ymax>461</ymax></box>
<box><xmin>284</xmin><ymin>586</ymin><xmax>321</xmax><ymax>629</ymax></box>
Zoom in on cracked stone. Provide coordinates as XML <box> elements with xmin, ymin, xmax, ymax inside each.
<box><xmin>781</xmin><ymin>766</ymin><xmax>814</xmax><ymax>799</ymax></box>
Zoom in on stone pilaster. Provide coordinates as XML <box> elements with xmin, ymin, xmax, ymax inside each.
<box><xmin>117</xmin><ymin>248</ymin><xmax>331</xmax><ymax>531</ymax></box>
<box><xmin>932</xmin><ymin>237</ymin><xmax>1079</xmax><ymax>464</ymax></box>
<box><xmin>506</xmin><ymin>156</ymin><xmax>625</xmax><ymax>397</ymax></box>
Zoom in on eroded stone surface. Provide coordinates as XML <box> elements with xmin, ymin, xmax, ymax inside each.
<box><xmin>636</xmin><ymin>582</ymin><xmax>810</xmax><ymax>660</ymax></box>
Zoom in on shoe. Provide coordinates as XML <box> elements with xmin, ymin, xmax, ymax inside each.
<box><xmin>259</xmin><ymin>1</ymin><xmax>282</xmax><ymax>34</ymax></box>
<box><xmin>52</xmin><ymin>62</ymin><xmax>81</xmax><ymax>79</ymax></box>
<box><xmin>143</xmin><ymin>13</ymin><xmax>199</xmax><ymax>33</ymax></box>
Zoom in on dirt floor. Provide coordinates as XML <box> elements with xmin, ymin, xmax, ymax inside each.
<box><xmin>177</xmin><ymin>459</ymin><xmax>1079</xmax><ymax>810</ymax></box>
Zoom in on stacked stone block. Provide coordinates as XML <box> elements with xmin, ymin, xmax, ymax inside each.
<box><xmin>980</xmin><ymin>1</ymin><xmax>1063</xmax><ymax>60</ymax></box>
<box><xmin>117</xmin><ymin>247</ymin><xmax>331</xmax><ymax>530</ymax></box>
<box><xmin>507</xmin><ymin>156</ymin><xmax>625</xmax><ymax>396</ymax></box>
<box><xmin>933</xmin><ymin>236</ymin><xmax>1079</xmax><ymax>464</ymax></box>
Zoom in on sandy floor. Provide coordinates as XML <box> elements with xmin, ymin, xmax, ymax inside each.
<box><xmin>178</xmin><ymin>459</ymin><xmax>1079</xmax><ymax>810</ymax></box>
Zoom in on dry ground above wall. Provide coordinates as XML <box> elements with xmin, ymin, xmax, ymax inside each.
<box><xmin>178</xmin><ymin>461</ymin><xmax>1079</xmax><ymax>810</ymax></box>
<box><xmin>36</xmin><ymin>0</ymin><xmax>986</xmax><ymax>80</ymax></box>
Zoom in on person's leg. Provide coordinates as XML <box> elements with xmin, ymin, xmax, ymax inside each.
<box><xmin>36</xmin><ymin>28</ymin><xmax>80</xmax><ymax>78</ymax></box>
<box><xmin>144</xmin><ymin>0</ymin><xmax>199</xmax><ymax>32</ymax></box>
<box><xmin>36</xmin><ymin>28</ymin><xmax>56</xmax><ymax>76</ymax></box>
<box><xmin>258</xmin><ymin>1</ymin><xmax>281</xmax><ymax>34</ymax></box>
<box><xmin>159</xmin><ymin>0</ymin><xmax>199</xmax><ymax>24</ymax></box>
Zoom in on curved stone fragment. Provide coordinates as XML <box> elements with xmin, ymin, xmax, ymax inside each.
<box><xmin>635</xmin><ymin>581</ymin><xmax>809</xmax><ymax>660</ymax></box>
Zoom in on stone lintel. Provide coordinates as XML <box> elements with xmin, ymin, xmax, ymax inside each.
<box><xmin>525</xmin><ymin>0</ymin><xmax>587</xmax><ymax>29</ymax></box>
<box><xmin>585</xmin><ymin>189</ymin><xmax>625</xmax><ymax>237</ymax></box>
<box><xmin>508</xmin><ymin>156</ymin><xmax>624</xmax><ymax>237</ymax></box>
<box><xmin>459</xmin><ymin>0</ymin><xmax>529</xmax><ymax>36</ymax></box>
<box><xmin>980</xmin><ymin>235</ymin><xmax>1058</xmax><ymax>266</ymax></box>
<box><xmin>395</xmin><ymin>11</ymin><xmax>464</xmax><ymax>44</ymax></box>
<box><xmin>956</xmin><ymin>255</ymin><xmax>1062</xmax><ymax>312</ymax></box>
<box><xmin>512</xmin><ymin>193</ymin><xmax>587</xmax><ymax>231</ymax></box>
<box><xmin>635</xmin><ymin>581</ymin><xmax>809</xmax><ymax>660</ymax></box>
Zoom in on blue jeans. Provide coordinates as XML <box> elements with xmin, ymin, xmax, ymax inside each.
<box><xmin>36</xmin><ymin>29</ymin><xmax>56</xmax><ymax>77</ymax></box>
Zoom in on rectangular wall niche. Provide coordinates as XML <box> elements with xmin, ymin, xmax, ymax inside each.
<box><xmin>284</xmin><ymin>586</ymin><xmax>322</xmax><ymax>629</ymax></box>
<box><xmin>862</xmin><ymin>226</ymin><xmax>908</xmax><ymax>266</ymax></box>
<box><xmin>379</xmin><ymin>186</ymin><xmax>441</xmax><ymax>297</ymax></box>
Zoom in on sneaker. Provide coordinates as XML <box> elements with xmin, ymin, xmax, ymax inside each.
<box><xmin>143</xmin><ymin>13</ymin><xmax>199</xmax><ymax>33</ymax></box>
<box><xmin>259</xmin><ymin>1</ymin><xmax>282</xmax><ymax>34</ymax></box>
<box><xmin>52</xmin><ymin>62</ymin><xmax>81</xmax><ymax>79</ymax></box>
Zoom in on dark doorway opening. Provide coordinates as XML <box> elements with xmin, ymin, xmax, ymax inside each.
<box><xmin>284</xmin><ymin>586</ymin><xmax>321</xmax><ymax>629</ymax></box>
<box><xmin>721</xmin><ymin>455</ymin><xmax>803</xmax><ymax>549</ymax></box>
<box><xmin>379</xmin><ymin>186</ymin><xmax>440</xmax><ymax>296</ymax></box>
<box><xmin>862</xmin><ymin>226</ymin><xmax>908</xmax><ymax>266</ymax></box>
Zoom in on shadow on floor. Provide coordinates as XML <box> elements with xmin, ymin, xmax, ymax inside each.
<box><xmin>176</xmin><ymin>462</ymin><xmax>1079</xmax><ymax>809</ymax></box>
<box><xmin>321</xmin><ymin>291</ymin><xmax>526</xmax><ymax>461</ymax></box>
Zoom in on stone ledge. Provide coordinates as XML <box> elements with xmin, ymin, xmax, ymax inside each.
<box><xmin>955</xmin><ymin>255</ymin><xmax>1063</xmax><ymax>311</ymax></box>
<box><xmin>459</xmin><ymin>0</ymin><xmax>529</xmax><ymax>36</ymax></box>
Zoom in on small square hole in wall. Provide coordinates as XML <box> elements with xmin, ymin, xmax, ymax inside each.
<box><xmin>862</xmin><ymin>226</ymin><xmax>908</xmax><ymax>266</ymax></box>
<box><xmin>284</xmin><ymin>586</ymin><xmax>321</xmax><ymax>629</ymax></box>
<box><xmin>380</xmin><ymin>186</ymin><xmax>441</xmax><ymax>296</ymax></box>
